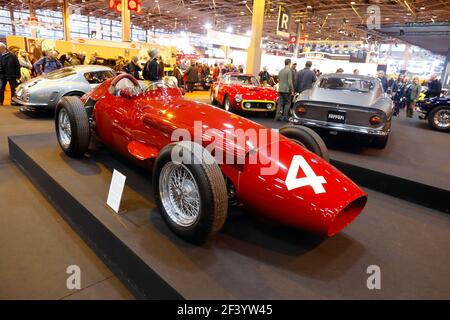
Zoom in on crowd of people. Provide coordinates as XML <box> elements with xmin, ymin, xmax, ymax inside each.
<box><xmin>0</xmin><ymin>40</ymin><xmax>445</xmax><ymax>119</ymax></box>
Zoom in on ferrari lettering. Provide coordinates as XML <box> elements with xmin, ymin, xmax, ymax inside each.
<box><xmin>285</xmin><ymin>155</ymin><xmax>327</xmax><ymax>194</ymax></box>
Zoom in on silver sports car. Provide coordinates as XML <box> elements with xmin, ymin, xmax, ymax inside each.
<box><xmin>290</xmin><ymin>73</ymin><xmax>393</xmax><ymax>148</ymax></box>
<box><xmin>13</xmin><ymin>65</ymin><xmax>115</xmax><ymax>112</ymax></box>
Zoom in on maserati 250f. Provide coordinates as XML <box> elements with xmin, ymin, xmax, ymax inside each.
<box><xmin>55</xmin><ymin>73</ymin><xmax>367</xmax><ymax>243</ymax></box>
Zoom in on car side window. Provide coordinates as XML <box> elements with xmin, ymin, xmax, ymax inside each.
<box><xmin>84</xmin><ymin>71</ymin><xmax>115</xmax><ymax>84</ymax></box>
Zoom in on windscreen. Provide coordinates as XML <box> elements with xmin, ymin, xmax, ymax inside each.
<box><xmin>227</xmin><ymin>75</ymin><xmax>260</xmax><ymax>86</ymax></box>
<box><xmin>318</xmin><ymin>77</ymin><xmax>374</xmax><ymax>92</ymax></box>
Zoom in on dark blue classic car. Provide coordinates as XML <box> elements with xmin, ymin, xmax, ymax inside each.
<box><xmin>417</xmin><ymin>91</ymin><xmax>450</xmax><ymax>132</ymax></box>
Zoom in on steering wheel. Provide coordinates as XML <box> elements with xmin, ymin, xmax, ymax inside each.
<box><xmin>110</xmin><ymin>73</ymin><xmax>141</xmax><ymax>96</ymax></box>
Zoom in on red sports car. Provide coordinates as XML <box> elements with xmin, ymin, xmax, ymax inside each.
<box><xmin>210</xmin><ymin>73</ymin><xmax>278</xmax><ymax>114</ymax></box>
<box><xmin>55</xmin><ymin>73</ymin><xmax>367</xmax><ymax>244</ymax></box>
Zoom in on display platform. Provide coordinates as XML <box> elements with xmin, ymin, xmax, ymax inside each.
<box><xmin>8</xmin><ymin>133</ymin><xmax>450</xmax><ymax>299</ymax></box>
<box><xmin>252</xmin><ymin>116</ymin><xmax>450</xmax><ymax>213</ymax></box>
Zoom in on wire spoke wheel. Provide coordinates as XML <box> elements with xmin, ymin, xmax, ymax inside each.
<box><xmin>58</xmin><ymin>108</ymin><xmax>72</xmax><ymax>148</ymax></box>
<box><xmin>433</xmin><ymin>109</ymin><xmax>450</xmax><ymax>129</ymax></box>
<box><xmin>159</xmin><ymin>162</ymin><xmax>201</xmax><ymax>227</ymax></box>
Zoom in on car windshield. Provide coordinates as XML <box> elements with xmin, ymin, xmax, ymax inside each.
<box><xmin>227</xmin><ymin>75</ymin><xmax>260</xmax><ymax>86</ymax></box>
<box><xmin>143</xmin><ymin>79</ymin><xmax>178</xmax><ymax>92</ymax></box>
<box><xmin>318</xmin><ymin>77</ymin><xmax>374</xmax><ymax>92</ymax></box>
<box><xmin>44</xmin><ymin>67</ymin><xmax>77</xmax><ymax>80</ymax></box>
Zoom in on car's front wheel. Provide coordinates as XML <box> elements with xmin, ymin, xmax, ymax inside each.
<box><xmin>223</xmin><ymin>95</ymin><xmax>232</xmax><ymax>112</ymax></box>
<box><xmin>55</xmin><ymin>96</ymin><xmax>91</xmax><ymax>158</ymax></box>
<box><xmin>428</xmin><ymin>106</ymin><xmax>450</xmax><ymax>132</ymax></box>
<box><xmin>153</xmin><ymin>142</ymin><xmax>228</xmax><ymax>244</ymax></box>
<box><xmin>210</xmin><ymin>89</ymin><xmax>218</xmax><ymax>105</ymax></box>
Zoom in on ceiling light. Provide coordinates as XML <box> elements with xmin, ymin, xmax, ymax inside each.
<box><xmin>420</xmin><ymin>7</ymin><xmax>425</xmax><ymax>10</ymax></box>
<box><xmin>307</xmin><ymin>5</ymin><xmax>312</xmax><ymax>9</ymax></box>
<box><xmin>350</xmin><ymin>1</ymin><xmax>355</xmax><ymax>5</ymax></box>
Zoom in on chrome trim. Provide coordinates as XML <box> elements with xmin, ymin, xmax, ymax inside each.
<box><xmin>12</xmin><ymin>97</ymin><xmax>50</xmax><ymax>107</ymax></box>
<box><xmin>289</xmin><ymin>117</ymin><xmax>390</xmax><ymax>136</ymax></box>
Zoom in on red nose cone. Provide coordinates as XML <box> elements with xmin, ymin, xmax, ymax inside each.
<box><xmin>236</xmin><ymin>138</ymin><xmax>367</xmax><ymax>236</ymax></box>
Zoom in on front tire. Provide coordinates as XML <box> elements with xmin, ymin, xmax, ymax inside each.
<box><xmin>55</xmin><ymin>96</ymin><xmax>90</xmax><ymax>158</ymax></box>
<box><xmin>210</xmin><ymin>89</ymin><xmax>218</xmax><ymax>105</ymax></box>
<box><xmin>279</xmin><ymin>125</ymin><xmax>330</xmax><ymax>162</ymax></box>
<box><xmin>428</xmin><ymin>106</ymin><xmax>450</xmax><ymax>132</ymax></box>
<box><xmin>153</xmin><ymin>142</ymin><xmax>228</xmax><ymax>244</ymax></box>
<box><xmin>223</xmin><ymin>95</ymin><xmax>233</xmax><ymax>113</ymax></box>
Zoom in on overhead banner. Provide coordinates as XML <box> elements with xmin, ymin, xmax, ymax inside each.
<box><xmin>276</xmin><ymin>5</ymin><xmax>290</xmax><ymax>38</ymax></box>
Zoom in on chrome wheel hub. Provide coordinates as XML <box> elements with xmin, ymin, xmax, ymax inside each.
<box><xmin>58</xmin><ymin>109</ymin><xmax>72</xmax><ymax>148</ymax></box>
<box><xmin>434</xmin><ymin>109</ymin><xmax>450</xmax><ymax>129</ymax></box>
<box><xmin>159</xmin><ymin>163</ymin><xmax>200</xmax><ymax>227</ymax></box>
<box><xmin>225</xmin><ymin>98</ymin><xmax>230</xmax><ymax>111</ymax></box>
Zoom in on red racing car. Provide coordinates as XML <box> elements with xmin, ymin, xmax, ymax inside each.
<box><xmin>55</xmin><ymin>73</ymin><xmax>367</xmax><ymax>244</ymax></box>
<box><xmin>210</xmin><ymin>72</ymin><xmax>278</xmax><ymax>115</ymax></box>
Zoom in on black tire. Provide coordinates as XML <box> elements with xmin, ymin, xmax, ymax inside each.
<box><xmin>223</xmin><ymin>95</ymin><xmax>231</xmax><ymax>112</ymax></box>
<box><xmin>210</xmin><ymin>89</ymin><xmax>218</xmax><ymax>105</ymax></box>
<box><xmin>55</xmin><ymin>96</ymin><xmax>90</xmax><ymax>158</ymax></box>
<box><xmin>428</xmin><ymin>106</ymin><xmax>450</xmax><ymax>132</ymax></box>
<box><xmin>372</xmin><ymin>135</ymin><xmax>389</xmax><ymax>149</ymax></box>
<box><xmin>153</xmin><ymin>142</ymin><xmax>228</xmax><ymax>244</ymax></box>
<box><xmin>279</xmin><ymin>125</ymin><xmax>330</xmax><ymax>162</ymax></box>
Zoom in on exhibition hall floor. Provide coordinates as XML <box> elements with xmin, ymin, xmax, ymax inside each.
<box><xmin>0</xmin><ymin>91</ymin><xmax>449</xmax><ymax>299</ymax></box>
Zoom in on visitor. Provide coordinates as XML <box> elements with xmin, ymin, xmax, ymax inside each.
<box><xmin>259</xmin><ymin>67</ymin><xmax>270</xmax><ymax>84</ymax></box>
<box><xmin>353</xmin><ymin>69</ymin><xmax>359</xmax><ymax>75</ymax></box>
<box><xmin>123</xmin><ymin>56</ymin><xmax>142</xmax><ymax>80</ymax></box>
<box><xmin>173</xmin><ymin>64</ymin><xmax>183</xmax><ymax>87</ymax></box>
<box><xmin>185</xmin><ymin>62</ymin><xmax>198</xmax><ymax>93</ymax></box>
<box><xmin>276</xmin><ymin>58</ymin><xmax>294</xmax><ymax>122</ymax></box>
<box><xmin>89</xmin><ymin>52</ymin><xmax>99</xmax><ymax>65</ymax></box>
<box><xmin>33</xmin><ymin>50</ymin><xmax>63</xmax><ymax>75</ymax></box>
<box><xmin>336</xmin><ymin>68</ymin><xmax>344</xmax><ymax>74</ymax></box>
<box><xmin>426</xmin><ymin>74</ymin><xmax>442</xmax><ymax>98</ymax></box>
<box><xmin>377</xmin><ymin>70</ymin><xmax>388</xmax><ymax>92</ymax></box>
<box><xmin>291</xmin><ymin>62</ymin><xmax>298</xmax><ymax>81</ymax></box>
<box><xmin>18</xmin><ymin>49</ymin><xmax>32</xmax><ymax>83</ymax></box>
<box><xmin>114</xmin><ymin>56</ymin><xmax>125</xmax><ymax>72</ymax></box>
<box><xmin>406</xmin><ymin>76</ymin><xmax>421</xmax><ymax>118</ymax></box>
<box><xmin>294</xmin><ymin>60</ymin><xmax>316</xmax><ymax>94</ymax></box>
<box><xmin>387</xmin><ymin>76</ymin><xmax>398</xmax><ymax>95</ymax></box>
<box><xmin>0</xmin><ymin>42</ymin><xmax>21</xmax><ymax>105</ymax></box>
<box><xmin>212</xmin><ymin>63</ymin><xmax>220</xmax><ymax>81</ymax></box>
<box><xmin>142</xmin><ymin>49</ymin><xmax>159</xmax><ymax>82</ymax></box>
<box><xmin>158</xmin><ymin>56</ymin><xmax>165</xmax><ymax>80</ymax></box>
<box><xmin>70</xmin><ymin>53</ymin><xmax>81</xmax><ymax>66</ymax></box>
<box><xmin>393</xmin><ymin>74</ymin><xmax>407</xmax><ymax>116</ymax></box>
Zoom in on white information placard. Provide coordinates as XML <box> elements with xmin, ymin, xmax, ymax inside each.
<box><xmin>107</xmin><ymin>169</ymin><xmax>127</xmax><ymax>213</ymax></box>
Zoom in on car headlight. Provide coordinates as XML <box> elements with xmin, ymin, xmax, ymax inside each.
<box><xmin>235</xmin><ymin>94</ymin><xmax>242</xmax><ymax>103</ymax></box>
<box><xmin>266</xmin><ymin>103</ymin><xmax>273</xmax><ymax>109</ymax></box>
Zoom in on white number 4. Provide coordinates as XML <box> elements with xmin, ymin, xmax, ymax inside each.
<box><xmin>285</xmin><ymin>155</ymin><xmax>327</xmax><ymax>194</ymax></box>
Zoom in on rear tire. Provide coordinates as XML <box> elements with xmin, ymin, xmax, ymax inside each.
<box><xmin>55</xmin><ymin>96</ymin><xmax>90</xmax><ymax>158</ymax></box>
<box><xmin>372</xmin><ymin>135</ymin><xmax>389</xmax><ymax>149</ymax></box>
<box><xmin>279</xmin><ymin>125</ymin><xmax>330</xmax><ymax>162</ymax></box>
<box><xmin>153</xmin><ymin>142</ymin><xmax>228</xmax><ymax>244</ymax></box>
<box><xmin>428</xmin><ymin>106</ymin><xmax>450</xmax><ymax>132</ymax></box>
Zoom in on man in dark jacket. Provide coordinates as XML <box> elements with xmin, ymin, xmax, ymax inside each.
<box><xmin>294</xmin><ymin>61</ymin><xmax>316</xmax><ymax>94</ymax></box>
<box><xmin>377</xmin><ymin>71</ymin><xmax>388</xmax><ymax>92</ymax></box>
<box><xmin>158</xmin><ymin>56</ymin><xmax>165</xmax><ymax>80</ymax></box>
<box><xmin>123</xmin><ymin>56</ymin><xmax>142</xmax><ymax>80</ymax></box>
<box><xmin>143</xmin><ymin>49</ymin><xmax>159</xmax><ymax>82</ymax></box>
<box><xmin>0</xmin><ymin>42</ymin><xmax>21</xmax><ymax>105</ymax></box>
<box><xmin>426</xmin><ymin>74</ymin><xmax>442</xmax><ymax>98</ymax></box>
<box><xmin>185</xmin><ymin>62</ymin><xmax>198</xmax><ymax>93</ymax></box>
<box><xmin>276</xmin><ymin>59</ymin><xmax>294</xmax><ymax>121</ymax></box>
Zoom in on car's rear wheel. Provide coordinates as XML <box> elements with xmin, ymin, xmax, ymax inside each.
<box><xmin>153</xmin><ymin>142</ymin><xmax>228</xmax><ymax>244</ymax></box>
<box><xmin>279</xmin><ymin>125</ymin><xmax>330</xmax><ymax>162</ymax></box>
<box><xmin>55</xmin><ymin>96</ymin><xmax>90</xmax><ymax>158</ymax></box>
<box><xmin>372</xmin><ymin>135</ymin><xmax>389</xmax><ymax>149</ymax></box>
<box><xmin>210</xmin><ymin>89</ymin><xmax>218</xmax><ymax>105</ymax></box>
<box><xmin>428</xmin><ymin>106</ymin><xmax>450</xmax><ymax>132</ymax></box>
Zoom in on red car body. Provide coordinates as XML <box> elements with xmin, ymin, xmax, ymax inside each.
<box><xmin>80</xmin><ymin>75</ymin><xmax>367</xmax><ymax>236</ymax></box>
<box><xmin>211</xmin><ymin>73</ymin><xmax>278</xmax><ymax>113</ymax></box>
